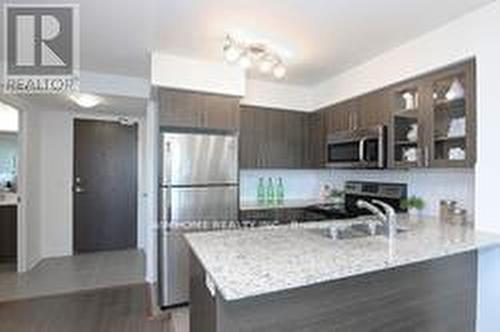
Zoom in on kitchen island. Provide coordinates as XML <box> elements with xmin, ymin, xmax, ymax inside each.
<box><xmin>185</xmin><ymin>215</ymin><xmax>500</xmax><ymax>332</ymax></box>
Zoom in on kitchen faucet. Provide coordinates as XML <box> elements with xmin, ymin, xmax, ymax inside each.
<box><xmin>356</xmin><ymin>199</ymin><xmax>397</xmax><ymax>238</ymax></box>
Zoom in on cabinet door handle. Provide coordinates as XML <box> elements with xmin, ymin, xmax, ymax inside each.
<box><xmin>359</xmin><ymin>137</ymin><xmax>367</xmax><ymax>162</ymax></box>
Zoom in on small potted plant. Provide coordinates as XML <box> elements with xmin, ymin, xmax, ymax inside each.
<box><xmin>401</xmin><ymin>196</ymin><xmax>425</xmax><ymax>219</ymax></box>
<box><xmin>329</xmin><ymin>189</ymin><xmax>345</xmax><ymax>205</ymax></box>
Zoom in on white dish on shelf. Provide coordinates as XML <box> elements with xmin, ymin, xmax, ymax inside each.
<box><xmin>446</xmin><ymin>79</ymin><xmax>465</xmax><ymax>101</ymax></box>
<box><xmin>403</xmin><ymin>147</ymin><xmax>418</xmax><ymax>162</ymax></box>
<box><xmin>406</xmin><ymin>124</ymin><xmax>418</xmax><ymax>142</ymax></box>
<box><xmin>447</xmin><ymin>117</ymin><xmax>466</xmax><ymax>137</ymax></box>
<box><xmin>449</xmin><ymin>147</ymin><xmax>466</xmax><ymax>160</ymax></box>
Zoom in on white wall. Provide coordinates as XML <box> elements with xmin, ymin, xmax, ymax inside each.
<box><xmin>242</xmin><ymin>80</ymin><xmax>314</xmax><ymax>112</ymax></box>
<box><xmin>80</xmin><ymin>71</ymin><xmax>150</xmax><ymax>99</ymax></box>
<box><xmin>19</xmin><ymin>108</ymin><xmax>43</xmax><ymax>271</ymax></box>
<box><xmin>39</xmin><ymin>110</ymin><xmax>73</xmax><ymax>257</ymax></box>
<box><xmin>144</xmin><ymin>97</ymin><xmax>159</xmax><ymax>283</ymax></box>
<box><xmin>478</xmin><ymin>246</ymin><xmax>500</xmax><ymax>332</ymax></box>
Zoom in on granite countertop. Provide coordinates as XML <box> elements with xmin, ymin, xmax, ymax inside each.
<box><xmin>240</xmin><ymin>198</ymin><xmax>337</xmax><ymax>211</ymax></box>
<box><xmin>0</xmin><ymin>192</ymin><xmax>17</xmax><ymax>206</ymax></box>
<box><xmin>184</xmin><ymin>215</ymin><xmax>500</xmax><ymax>302</ymax></box>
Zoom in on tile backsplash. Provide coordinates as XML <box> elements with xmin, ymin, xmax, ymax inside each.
<box><xmin>240</xmin><ymin>168</ymin><xmax>475</xmax><ymax>218</ymax></box>
<box><xmin>240</xmin><ymin>169</ymin><xmax>331</xmax><ymax>201</ymax></box>
<box><xmin>326</xmin><ymin>168</ymin><xmax>475</xmax><ymax>217</ymax></box>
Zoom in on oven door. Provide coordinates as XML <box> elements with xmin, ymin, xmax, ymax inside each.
<box><xmin>326</xmin><ymin>126</ymin><xmax>386</xmax><ymax>168</ymax></box>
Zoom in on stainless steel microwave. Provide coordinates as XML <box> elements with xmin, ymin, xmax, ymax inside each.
<box><xmin>326</xmin><ymin>126</ymin><xmax>387</xmax><ymax>168</ymax></box>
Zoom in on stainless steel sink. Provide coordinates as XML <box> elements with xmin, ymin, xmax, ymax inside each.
<box><xmin>308</xmin><ymin>222</ymin><xmax>409</xmax><ymax>240</ymax></box>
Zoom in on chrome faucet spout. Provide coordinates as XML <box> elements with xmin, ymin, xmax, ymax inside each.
<box><xmin>356</xmin><ymin>200</ymin><xmax>386</xmax><ymax>223</ymax></box>
<box><xmin>371</xmin><ymin>199</ymin><xmax>397</xmax><ymax>238</ymax></box>
<box><xmin>356</xmin><ymin>199</ymin><xmax>397</xmax><ymax>238</ymax></box>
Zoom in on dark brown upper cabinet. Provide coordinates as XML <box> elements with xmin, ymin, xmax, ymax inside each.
<box><xmin>389</xmin><ymin>81</ymin><xmax>426</xmax><ymax>168</ymax></box>
<box><xmin>358</xmin><ymin>89</ymin><xmax>391</xmax><ymax>128</ymax></box>
<box><xmin>324</xmin><ymin>98</ymin><xmax>361</xmax><ymax>134</ymax></box>
<box><xmin>158</xmin><ymin>88</ymin><xmax>240</xmax><ymax>131</ymax></box>
<box><xmin>304</xmin><ymin>110</ymin><xmax>327</xmax><ymax>168</ymax></box>
<box><xmin>425</xmin><ymin>61</ymin><xmax>476</xmax><ymax>168</ymax></box>
<box><xmin>239</xmin><ymin>106</ymin><xmax>312</xmax><ymax>169</ymax></box>
<box><xmin>389</xmin><ymin>60</ymin><xmax>476</xmax><ymax>169</ymax></box>
<box><xmin>324</xmin><ymin>91</ymin><xmax>392</xmax><ymax>135</ymax></box>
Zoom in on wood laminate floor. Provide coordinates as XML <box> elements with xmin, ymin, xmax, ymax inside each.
<box><xmin>0</xmin><ymin>284</ymin><xmax>172</xmax><ymax>332</ymax></box>
<box><xmin>0</xmin><ymin>250</ymin><xmax>145</xmax><ymax>302</ymax></box>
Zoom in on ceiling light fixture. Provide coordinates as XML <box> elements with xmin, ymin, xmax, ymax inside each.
<box><xmin>238</xmin><ymin>53</ymin><xmax>252</xmax><ymax>69</ymax></box>
<box><xmin>69</xmin><ymin>93</ymin><xmax>102</xmax><ymax>109</ymax></box>
<box><xmin>223</xmin><ymin>34</ymin><xmax>286</xmax><ymax>79</ymax></box>
<box><xmin>259</xmin><ymin>56</ymin><xmax>274</xmax><ymax>73</ymax></box>
<box><xmin>273</xmin><ymin>62</ymin><xmax>286</xmax><ymax>79</ymax></box>
<box><xmin>223</xmin><ymin>36</ymin><xmax>242</xmax><ymax>63</ymax></box>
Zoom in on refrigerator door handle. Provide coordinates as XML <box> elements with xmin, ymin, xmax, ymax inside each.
<box><xmin>160</xmin><ymin>138</ymin><xmax>173</xmax><ymax>186</ymax></box>
<box><xmin>159</xmin><ymin>187</ymin><xmax>171</xmax><ymax>225</ymax></box>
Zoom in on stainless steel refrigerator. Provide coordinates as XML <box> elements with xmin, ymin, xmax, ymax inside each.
<box><xmin>158</xmin><ymin>130</ymin><xmax>238</xmax><ymax>308</ymax></box>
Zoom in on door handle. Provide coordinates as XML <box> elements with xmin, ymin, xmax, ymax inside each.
<box><xmin>74</xmin><ymin>186</ymin><xmax>86</xmax><ymax>193</ymax></box>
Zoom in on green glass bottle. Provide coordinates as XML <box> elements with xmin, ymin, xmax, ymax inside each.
<box><xmin>276</xmin><ymin>177</ymin><xmax>285</xmax><ymax>205</ymax></box>
<box><xmin>266</xmin><ymin>177</ymin><xmax>275</xmax><ymax>205</ymax></box>
<box><xmin>257</xmin><ymin>177</ymin><xmax>266</xmax><ymax>205</ymax></box>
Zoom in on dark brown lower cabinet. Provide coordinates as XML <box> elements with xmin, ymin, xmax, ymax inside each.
<box><xmin>0</xmin><ymin>205</ymin><xmax>17</xmax><ymax>263</ymax></box>
<box><xmin>191</xmin><ymin>250</ymin><xmax>477</xmax><ymax>332</ymax></box>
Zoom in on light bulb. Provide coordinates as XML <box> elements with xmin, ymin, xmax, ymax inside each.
<box><xmin>239</xmin><ymin>54</ymin><xmax>252</xmax><ymax>69</ymax></box>
<box><xmin>259</xmin><ymin>58</ymin><xmax>274</xmax><ymax>73</ymax></box>
<box><xmin>273</xmin><ymin>63</ymin><xmax>286</xmax><ymax>79</ymax></box>
<box><xmin>224</xmin><ymin>45</ymin><xmax>241</xmax><ymax>63</ymax></box>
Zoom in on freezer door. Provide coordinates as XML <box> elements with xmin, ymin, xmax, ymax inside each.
<box><xmin>158</xmin><ymin>186</ymin><xmax>238</xmax><ymax>307</ymax></box>
<box><xmin>160</xmin><ymin>133</ymin><xmax>238</xmax><ymax>186</ymax></box>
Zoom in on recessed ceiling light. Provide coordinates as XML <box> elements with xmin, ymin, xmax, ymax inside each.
<box><xmin>69</xmin><ymin>93</ymin><xmax>102</xmax><ymax>108</ymax></box>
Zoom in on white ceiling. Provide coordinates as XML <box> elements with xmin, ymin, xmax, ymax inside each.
<box><xmin>0</xmin><ymin>92</ymin><xmax>147</xmax><ymax>117</ymax></box>
<box><xmin>0</xmin><ymin>0</ymin><xmax>495</xmax><ymax>85</ymax></box>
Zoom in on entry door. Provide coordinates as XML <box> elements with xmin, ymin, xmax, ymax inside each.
<box><xmin>73</xmin><ymin>119</ymin><xmax>138</xmax><ymax>253</ymax></box>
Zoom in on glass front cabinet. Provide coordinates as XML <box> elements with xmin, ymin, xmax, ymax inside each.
<box><xmin>390</xmin><ymin>60</ymin><xmax>476</xmax><ymax>168</ymax></box>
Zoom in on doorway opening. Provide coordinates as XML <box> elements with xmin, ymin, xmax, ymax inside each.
<box><xmin>73</xmin><ymin>118</ymin><xmax>139</xmax><ymax>254</ymax></box>
<box><xmin>0</xmin><ymin>101</ymin><xmax>20</xmax><ymax>272</ymax></box>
